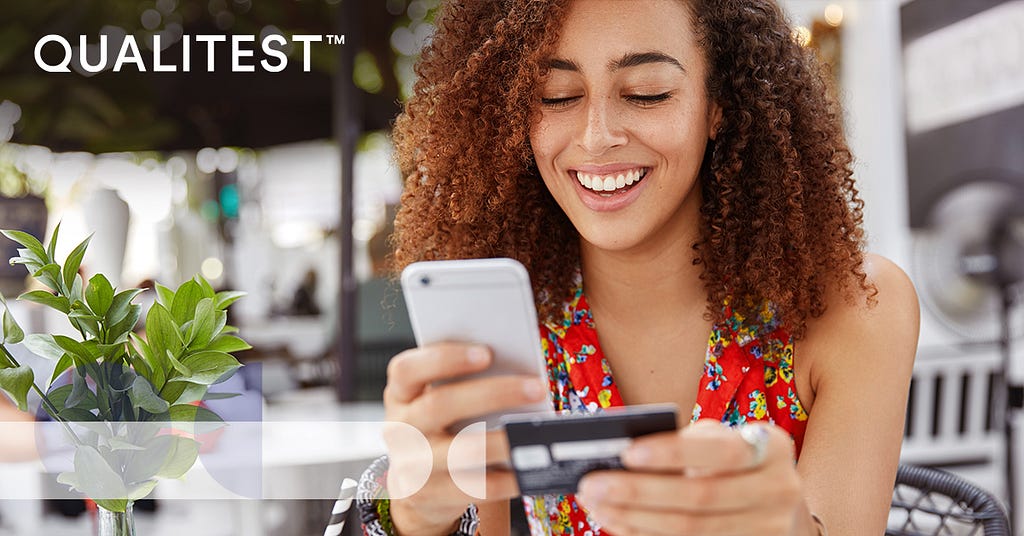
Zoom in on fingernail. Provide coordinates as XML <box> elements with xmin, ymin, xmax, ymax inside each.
<box><xmin>523</xmin><ymin>378</ymin><xmax>547</xmax><ymax>400</ymax></box>
<box><xmin>467</xmin><ymin>346</ymin><xmax>489</xmax><ymax>365</ymax></box>
<box><xmin>622</xmin><ymin>444</ymin><xmax>649</xmax><ymax>466</ymax></box>
<box><xmin>579</xmin><ymin>476</ymin><xmax>607</xmax><ymax>501</ymax></box>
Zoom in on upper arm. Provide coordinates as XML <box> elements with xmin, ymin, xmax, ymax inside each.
<box><xmin>795</xmin><ymin>253</ymin><xmax>920</xmax><ymax>533</ymax></box>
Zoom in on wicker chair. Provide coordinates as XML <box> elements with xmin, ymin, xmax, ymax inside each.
<box><xmin>888</xmin><ymin>464</ymin><xmax>1010</xmax><ymax>535</ymax></box>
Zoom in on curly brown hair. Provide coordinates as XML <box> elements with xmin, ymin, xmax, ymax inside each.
<box><xmin>390</xmin><ymin>0</ymin><xmax>873</xmax><ymax>336</ymax></box>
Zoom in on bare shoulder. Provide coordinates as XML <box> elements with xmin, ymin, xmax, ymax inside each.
<box><xmin>802</xmin><ymin>253</ymin><xmax>921</xmax><ymax>391</ymax></box>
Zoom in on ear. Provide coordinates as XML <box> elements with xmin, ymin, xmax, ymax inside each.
<box><xmin>708</xmin><ymin>101</ymin><xmax>723</xmax><ymax>140</ymax></box>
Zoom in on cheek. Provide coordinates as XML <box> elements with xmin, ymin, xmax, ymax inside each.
<box><xmin>528</xmin><ymin>123</ymin><xmax>555</xmax><ymax>165</ymax></box>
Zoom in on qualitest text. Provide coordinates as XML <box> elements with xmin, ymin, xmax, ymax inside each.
<box><xmin>34</xmin><ymin>33</ymin><xmax>342</xmax><ymax>74</ymax></box>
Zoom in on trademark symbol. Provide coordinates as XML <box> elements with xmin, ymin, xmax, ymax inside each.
<box><xmin>326</xmin><ymin>34</ymin><xmax>346</xmax><ymax>45</ymax></box>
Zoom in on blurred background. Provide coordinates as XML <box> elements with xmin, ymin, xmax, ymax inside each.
<box><xmin>0</xmin><ymin>0</ymin><xmax>1022</xmax><ymax>534</ymax></box>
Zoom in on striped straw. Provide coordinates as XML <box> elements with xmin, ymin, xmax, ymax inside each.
<box><xmin>324</xmin><ymin>478</ymin><xmax>358</xmax><ymax>536</ymax></box>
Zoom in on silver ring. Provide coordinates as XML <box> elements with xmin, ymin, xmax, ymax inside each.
<box><xmin>738</xmin><ymin>424</ymin><xmax>769</xmax><ymax>468</ymax></box>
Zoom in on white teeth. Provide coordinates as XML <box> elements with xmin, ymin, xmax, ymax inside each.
<box><xmin>576</xmin><ymin>168</ymin><xmax>646</xmax><ymax>194</ymax></box>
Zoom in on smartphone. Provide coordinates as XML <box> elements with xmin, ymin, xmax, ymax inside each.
<box><xmin>400</xmin><ymin>258</ymin><xmax>554</xmax><ymax>429</ymax></box>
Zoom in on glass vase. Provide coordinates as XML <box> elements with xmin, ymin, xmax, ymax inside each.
<box><xmin>97</xmin><ymin>501</ymin><xmax>136</xmax><ymax>536</ymax></box>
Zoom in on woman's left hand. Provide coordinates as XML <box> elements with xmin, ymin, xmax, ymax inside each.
<box><xmin>575</xmin><ymin>419</ymin><xmax>806</xmax><ymax>536</ymax></box>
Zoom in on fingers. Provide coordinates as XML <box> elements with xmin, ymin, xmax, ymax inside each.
<box><xmin>383</xmin><ymin>343</ymin><xmax>491</xmax><ymax>405</ymax></box>
<box><xmin>575</xmin><ymin>421</ymin><xmax>804</xmax><ymax>535</ymax></box>
<box><xmin>391</xmin><ymin>459</ymin><xmax>520</xmax><ymax>503</ymax></box>
<box><xmin>578</xmin><ymin>496</ymin><xmax>793</xmax><ymax>536</ymax></box>
<box><xmin>406</xmin><ymin>375</ymin><xmax>548</xmax><ymax>432</ymax></box>
<box><xmin>577</xmin><ymin>469</ymin><xmax>763</xmax><ymax>513</ymax></box>
<box><xmin>622</xmin><ymin>420</ymin><xmax>793</xmax><ymax>475</ymax></box>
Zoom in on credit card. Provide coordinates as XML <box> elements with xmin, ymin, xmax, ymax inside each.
<box><xmin>502</xmin><ymin>404</ymin><xmax>678</xmax><ymax>496</ymax></box>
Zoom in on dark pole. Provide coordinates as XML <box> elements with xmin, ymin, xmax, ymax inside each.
<box><xmin>334</xmin><ymin>0</ymin><xmax>359</xmax><ymax>401</ymax></box>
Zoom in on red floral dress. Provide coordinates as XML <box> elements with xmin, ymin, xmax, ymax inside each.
<box><xmin>523</xmin><ymin>284</ymin><xmax>809</xmax><ymax>536</ymax></box>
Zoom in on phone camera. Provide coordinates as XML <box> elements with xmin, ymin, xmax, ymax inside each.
<box><xmin>420</xmin><ymin>276</ymin><xmax>431</xmax><ymax>286</ymax></box>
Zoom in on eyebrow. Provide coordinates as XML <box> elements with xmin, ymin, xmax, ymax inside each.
<box><xmin>544</xmin><ymin>51</ymin><xmax>686</xmax><ymax>73</ymax></box>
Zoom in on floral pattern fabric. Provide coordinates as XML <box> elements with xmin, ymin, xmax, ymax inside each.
<box><xmin>524</xmin><ymin>285</ymin><xmax>809</xmax><ymax>536</ymax></box>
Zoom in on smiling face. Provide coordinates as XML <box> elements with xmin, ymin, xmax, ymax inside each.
<box><xmin>529</xmin><ymin>0</ymin><xmax>721</xmax><ymax>255</ymax></box>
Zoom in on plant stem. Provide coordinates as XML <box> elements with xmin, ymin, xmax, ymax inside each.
<box><xmin>0</xmin><ymin>343</ymin><xmax>85</xmax><ymax>447</ymax></box>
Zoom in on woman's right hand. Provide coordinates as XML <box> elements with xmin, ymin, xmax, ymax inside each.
<box><xmin>383</xmin><ymin>342</ymin><xmax>549</xmax><ymax>536</ymax></box>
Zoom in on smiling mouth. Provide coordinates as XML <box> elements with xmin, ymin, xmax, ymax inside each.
<box><xmin>574</xmin><ymin>167</ymin><xmax>650</xmax><ymax>196</ymax></box>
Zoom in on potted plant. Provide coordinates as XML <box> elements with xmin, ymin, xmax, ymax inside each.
<box><xmin>0</xmin><ymin>225</ymin><xmax>250</xmax><ymax>536</ymax></box>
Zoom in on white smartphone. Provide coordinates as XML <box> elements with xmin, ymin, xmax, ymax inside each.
<box><xmin>400</xmin><ymin>258</ymin><xmax>554</xmax><ymax>429</ymax></box>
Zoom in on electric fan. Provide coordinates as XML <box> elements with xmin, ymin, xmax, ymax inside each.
<box><xmin>912</xmin><ymin>171</ymin><xmax>1024</xmax><ymax>526</ymax></box>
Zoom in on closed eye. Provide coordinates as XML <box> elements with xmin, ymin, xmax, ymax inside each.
<box><xmin>540</xmin><ymin>96</ymin><xmax>581</xmax><ymax>109</ymax></box>
<box><xmin>625</xmin><ymin>92</ymin><xmax>673</xmax><ymax>106</ymax></box>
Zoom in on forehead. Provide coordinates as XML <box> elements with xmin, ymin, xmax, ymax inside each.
<box><xmin>551</xmin><ymin>0</ymin><xmax>699</xmax><ymax>63</ymax></box>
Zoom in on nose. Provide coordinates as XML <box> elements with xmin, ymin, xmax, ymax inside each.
<box><xmin>577</xmin><ymin>96</ymin><xmax>627</xmax><ymax>155</ymax></box>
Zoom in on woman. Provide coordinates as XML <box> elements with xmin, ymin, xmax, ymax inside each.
<box><xmin>360</xmin><ymin>0</ymin><xmax>920</xmax><ymax>534</ymax></box>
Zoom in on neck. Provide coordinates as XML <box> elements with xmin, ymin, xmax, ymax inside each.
<box><xmin>579</xmin><ymin>193</ymin><xmax>706</xmax><ymax>322</ymax></box>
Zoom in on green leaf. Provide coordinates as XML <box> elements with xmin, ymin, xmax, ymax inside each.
<box><xmin>32</xmin><ymin>263</ymin><xmax>63</xmax><ymax>292</ymax></box>
<box><xmin>59</xmin><ymin>407</ymin><xmax>100</xmax><ymax>421</ymax></box>
<box><xmin>177</xmin><ymin>383</ymin><xmax>208</xmax><ymax>404</ymax></box>
<box><xmin>202</xmin><ymin>391</ymin><xmax>241</xmax><ymax>401</ymax></box>
<box><xmin>24</xmin><ymin>333</ymin><xmax>66</xmax><ymax>361</ymax></box>
<box><xmin>11</xmin><ymin>247</ymin><xmax>44</xmax><ymax>268</ymax></box>
<box><xmin>106</xmin><ymin>288</ymin><xmax>144</xmax><ymax>327</ymax></box>
<box><xmin>62</xmin><ymin>235</ymin><xmax>92</xmax><ymax>291</ymax></box>
<box><xmin>72</xmin><ymin>444</ymin><xmax>128</xmax><ymax>503</ymax></box>
<box><xmin>158</xmin><ymin>381</ymin><xmax>187</xmax><ymax>404</ymax></box>
<box><xmin>154</xmin><ymin>283</ymin><xmax>175</xmax><ymax>308</ymax></box>
<box><xmin>170</xmin><ymin>280</ymin><xmax>203</xmax><ymax>326</ymax></box>
<box><xmin>2</xmin><ymin>306</ymin><xmax>24</xmax><ymax>345</ymax></box>
<box><xmin>107</xmin><ymin>304</ymin><xmax>141</xmax><ymax>343</ymax></box>
<box><xmin>108</xmin><ymin>305</ymin><xmax>141</xmax><ymax>344</ymax></box>
<box><xmin>49</xmin><ymin>355</ymin><xmax>74</xmax><ymax>386</ymax></box>
<box><xmin>169</xmin><ymin>351</ymin><xmax>241</xmax><ymax>385</ymax></box>
<box><xmin>165</xmin><ymin>350</ymin><xmax>192</xmax><ymax>377</ymax></box>
<box><xmin>126</xmin><ymin>479</ymin><xmax>158</xmax><ymax>500</ymax></box>
<box><xmin>68</xmin><ymin>302</ymin><xmax>101</xmax><ymax>321</ymax></box>
<box><xmin>53</xmin><ymin>335</ymin><xmax>93</xmax><ymax>367</ymax></box>
<box><xmin>107</xmin><ymin>437</ymin><xmax>145</xmax><ymax>451</ymax></box>
<box><xmin>194</xmin><ymin>275</ymin><xmax>216</xmax><ymax>299</ymax></box>
<box><xmin>188</xmin><ymin>298</ymin><xmax>216</xmax><ymax>349</ymax></box>
<box><xmin>205</xmin><ymin>335</ymin><xmax>252</xmax><ymax>354</ymax></box>
<box><xmin>69</xmin><ymin>272</ymin><xmax>83</xmax><ymax>304</ymax></box>
<box><xmin>93</xmin><ymin>498</ymin><xmax>129</xmax><ymax>513</ymax></box>
<box><xmin>0</xmin><ymin>365</ymin><xmax>34</xmax><ymax>411</ymax></box>
<box><xmin>156</xmin><ymin>435</ymin><xmax>200</xmax><ymax>479</ymax></box>
<box><xmin>128</xmin><ymin>353</ymin><xmax>153</xmax><ymax>383</ymax></box>
<box><xmin>129</xmin><ymin>377</ymin><xmax>170</xmax><ymax>414</ymax></box>
<box><xmin>168</xmin><ymin>403</ymin><xmax>224</xmax><ymax>423</ymax></box>
<box><xmin>84</xmin><ymin>274</ymin><xmax>114</xmax><ymax>317</ymax></box>
<box><xmin>144</xmin><ymin>304</ymin><xmax>182</xmax><ymax>373</ymax></box>
<box><xmin>130</xmin><ymin>333</ymin><xmax>164</xmax><ymax>391</ymax></box>
<box><xmin>1</xmin><ymin>229</ymin><xmax>47</xmax><ymax>261</ymax></box>
<box><xmin>18</xmin><ymin>290</ymin><xmax>70</xmax><ymax>314</ymax></box>
<box><xmin>46</xmin><ymin>383</ymin><xmax>73</xmax><ymax>408</ymax></box>
<box><xmin>46</xmin><ymin>221</ymin><xmax>61</xmax><ymax>262</ymax></box>
<box><xmin>212</xmin><ymin>311</ymin><xmax>227</xmax><ymax>339</ymax></box>
<box><xmin>123</xmin><ymin>434</ymin><xmax>173</xmax><ymax>484</ymax></box>
<box><xmin>66</xmin><ymin>369</ymin><xmax>97</xmax><ymax>410</ymax></box>
<box><xmin>214</xmin><ymin>290</ymin><xmax>246</xmax><ymax>310</ymax></box>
